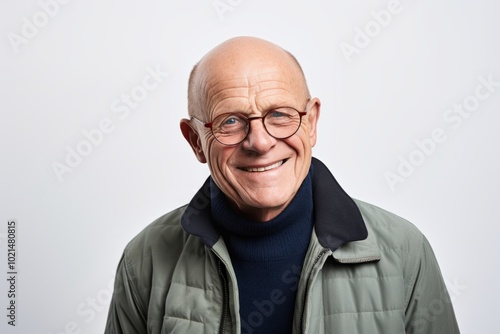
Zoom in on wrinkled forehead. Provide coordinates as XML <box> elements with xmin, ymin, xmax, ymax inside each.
<box><xmin>197</xmin><ymin>55</ymin><xmax>307</xmax><ymax>110</ymax></box>
<box><xmin>204</xmin><ymin>69</ymin><xmax>295</xmax><ymax>95</ymax></box>
<box><xmin>205</xmin><ymin>70</ymin><xmax>304</xmax><ymax>114</ymax></box>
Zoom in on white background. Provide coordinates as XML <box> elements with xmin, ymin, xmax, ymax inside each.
<box><xmin>1</xmin><ymin>0</ymin><xmax>499</xmax><ymax>333</ymax></box>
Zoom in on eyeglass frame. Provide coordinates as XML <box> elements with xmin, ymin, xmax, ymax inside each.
<box><xmin>190</xmin><ymin>100</ymin><xmax>311</xmax><ymax>146</ymax></box>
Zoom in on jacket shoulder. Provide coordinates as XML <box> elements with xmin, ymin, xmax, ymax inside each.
<box><xmin>351</xmin><ymin>200</ymin><xmax>460</xmax><ymax>333</ymax></box>
<box><xmin>351</xmin><ymin>199</ymin><xmax>427</xmax><ymax>293</ymax></box>
<box><xmin>352</xmin><ymin>199</ymin><xmax>439</xmax><ymax>306</ymax></box>
<box><xmin>353</xmin><ymin>199</ymin><xmax>424</xmax><ymax>250</ymax></box>
<box><xmin>119</xmin><ymin>205</ymin><xmax>194</xmax><ymax>312</ymax></box>
<box><xmin>106</xmin><ymin>205</ymin><xmax>202</xmax><ymax>333</ymax></box>
<box><xmin>123</xmin><ymin>205</ymin><xmax>189</xmax><ymax>264</ymax></box>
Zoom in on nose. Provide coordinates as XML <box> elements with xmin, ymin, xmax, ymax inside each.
<box><xmin>240</xmin><ymin>118</ymin><xmax>277</xmax><ymax>153</ymax></box>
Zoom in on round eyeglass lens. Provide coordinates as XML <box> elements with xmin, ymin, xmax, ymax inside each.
<box><xmin>211</xmin><ymin>108</ymin><xmax>303</xmax><ymax>145</ymax></box>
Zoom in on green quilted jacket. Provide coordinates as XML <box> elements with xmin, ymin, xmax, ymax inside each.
<box><xmin>105</xmin><ymin>158</ymin><xmax>460</xmax><ymax>333</ymax></box>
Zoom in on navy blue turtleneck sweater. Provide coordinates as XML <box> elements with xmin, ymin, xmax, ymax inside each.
<box><xmin>210</xmin><ymin>169</ymin><xmax>314</xmax><ymax>334</ymax></box>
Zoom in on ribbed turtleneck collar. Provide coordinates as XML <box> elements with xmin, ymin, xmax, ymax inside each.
<box><xmin>210</xmin><ymin>167</ymin><xmax>314</xmax><ymax>261</ymax></box>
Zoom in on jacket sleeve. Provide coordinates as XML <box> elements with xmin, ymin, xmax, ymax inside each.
<box><xmin>404</xmin><ymin>235</ymin><xmax>460</xmax><ymax>333</ymax></box>
<box><xmin>104</xmin><ymin>253</ymin><xmax>148</xmax><ymax>334</ymax></box>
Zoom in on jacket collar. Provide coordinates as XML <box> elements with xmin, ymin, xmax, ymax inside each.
<box><xmin>180</xmin><ymin>158</ymin><xmax>380</xmax><ymax>262</ymax></box>
<box><xmin>310</xmin><ymin>157</ymin><xmax>368</xmax><ymax>250</ymax></box>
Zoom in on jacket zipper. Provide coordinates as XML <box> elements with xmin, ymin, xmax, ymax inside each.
<box><xmin>218</xmin><ymin>260</ymin><xmax>229</xmax><ymax>334</ymax></box>
<box><xmin>299</xmin><ymin>249</ymin><xmax>329</xmax><ymax>333</ymax></box>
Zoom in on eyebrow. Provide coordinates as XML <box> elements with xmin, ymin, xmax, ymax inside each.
<box><xmin>227</xmin><ymin>105</ymin><xmax>299</xmax><ymax>115</ymax></box>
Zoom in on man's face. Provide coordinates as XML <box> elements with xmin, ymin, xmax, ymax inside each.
<box><xmin>182</xmin><ymin>41</ymin><xmax>320</xmax><ymax>221</ymax></box>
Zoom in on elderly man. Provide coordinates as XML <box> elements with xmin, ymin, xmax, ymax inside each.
<box><xmin>105</xmin><ymin>37</ymin><xmax>460</xmax><ymax>333</ymax></box>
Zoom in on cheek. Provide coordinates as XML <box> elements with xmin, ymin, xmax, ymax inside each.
<box><xmin>208</xmin><ymin>146</ymin><xmax>236</xmax><ymax>180</ymax></box>
<box><xmin>284</xmin><ymin>136</ymin><xmax>312</xmax><ymax>181</ymax></box>
<box><xmin>284</xmin><ymin>133</ymin><xmax>311</xmax><ymax>158</ymax></box>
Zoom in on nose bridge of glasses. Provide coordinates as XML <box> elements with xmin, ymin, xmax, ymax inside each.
<box><xmin>247</xmin><ymin>115</ymin><xmax>264</xmax><ymax>121</ymax></box>
<box><xmin>247</xmin><ymin>114</ymin><xmax>265</xmax><ymax>125</ymax></box>
<box><xmin>246</xmin><ymin>114</ymin><xmax>270</xmax><ymax>136</ymax></box>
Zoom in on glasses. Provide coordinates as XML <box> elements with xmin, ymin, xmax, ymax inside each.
<box><xmin>191</xmin><ymin>105</ymin><xmax>308</xmax><ymax>146</ymax></box>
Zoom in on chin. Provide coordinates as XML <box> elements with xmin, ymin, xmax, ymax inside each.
<box><xmin>244</xmin><ymin>191</ymin><xmax>294</xmax><ymax>211</ymax></box>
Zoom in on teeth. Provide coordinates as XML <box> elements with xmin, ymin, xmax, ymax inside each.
<box><xmin>243</xmin><ymin>160</ymin><xmax>284</xmax><ymax>172</ymax></box>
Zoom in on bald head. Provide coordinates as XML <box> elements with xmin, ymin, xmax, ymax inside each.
<box><xmin>188</xmin><ymin>37</ymin><xmax>310</xmax><ymax>118</ymax></box>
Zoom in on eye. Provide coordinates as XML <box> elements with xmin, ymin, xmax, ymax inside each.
<box><xmin>214</xmin><ymin>114</ymin><xmax>247</xmax><ymax>133</ymax></box>
<box><xmin>224</xmin><ymin>117</ymin><xmax>239</xmax><ymax>125</ymax></box>
<box><xmin>273</xmin><ymin>110</ymin><xmax>293</xmax><ymax>117</ymax></box>
<box><xmin>266</xmin><ymin>109</ymin><xmax>295</xmax><ymax>125</ymax></box>
<box><xmin>221</xmin><ymin>115</ymin><xmax>245</xmax><ymax>126</ymax></box>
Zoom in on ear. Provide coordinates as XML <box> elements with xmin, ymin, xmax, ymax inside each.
<box><xmin>180</xmin><ymin>118</ymin><xmax>207</xmax><ymax>163</ymax></box>
<box><xmin>306</xmin><ymin>97</ymin><xmax>321</xmax><ymax>147</ymax></box>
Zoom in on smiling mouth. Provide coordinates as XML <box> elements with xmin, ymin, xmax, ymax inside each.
<box><xmin>239</xmin><ymin>159</ymin><xmax>287</xmax><ymax>172</ymax></box>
